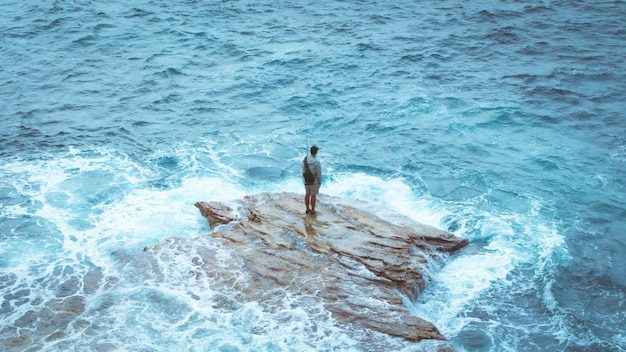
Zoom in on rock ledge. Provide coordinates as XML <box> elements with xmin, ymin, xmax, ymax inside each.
<box><xmin>152</xmin><ymin>192</ymin><xmax>467</xmax><ymax>342</ymax></box>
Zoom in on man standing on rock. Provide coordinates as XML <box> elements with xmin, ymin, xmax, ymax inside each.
<box><xmin>303</xmin><ymin>145</ymin><xmax>322</xmax><ymax>214</ymax></box>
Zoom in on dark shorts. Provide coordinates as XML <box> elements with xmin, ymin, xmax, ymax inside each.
<box><xmin>305</xmin><ymin>183</ymin><xmax>320</xmax><ymax>195</ymax></box>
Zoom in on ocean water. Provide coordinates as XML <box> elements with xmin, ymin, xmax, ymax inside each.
<box><xmin>1</xmin><ymin>0</ymin><xmax>625</xmax><ymax>351</ymax></box>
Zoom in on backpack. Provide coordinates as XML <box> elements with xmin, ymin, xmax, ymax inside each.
<box><xmin>303</xmin><ymin>157</ymin><xmax>316</xmax><ymax>184</ymax></box>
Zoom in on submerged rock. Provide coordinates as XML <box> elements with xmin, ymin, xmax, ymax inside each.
<box><xmin>152</xmin><ymin>192</ymin><xmax>467</xmax><ymax>343</ymax></box>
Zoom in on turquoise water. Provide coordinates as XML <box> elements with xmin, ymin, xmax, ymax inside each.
<box><xmin>1</xmin><ymin>1</ymin><xmax>625</xmax><ymax>351</ymax></box>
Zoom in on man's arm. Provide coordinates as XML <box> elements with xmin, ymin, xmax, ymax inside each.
<box><xmin>316</xmin><ymin>162</ymin><xmax>322</xmax><ymax>184</ymax></box>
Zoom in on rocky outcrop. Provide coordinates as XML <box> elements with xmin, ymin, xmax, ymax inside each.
<box><xmin>149</xmin><ymin>192</ymin><xmax>467</xmax><ymax>343</ymax></box>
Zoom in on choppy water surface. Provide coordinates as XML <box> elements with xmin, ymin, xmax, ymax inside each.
<box><xmin>1</xmin><ymin>1</ymin><xmax>625</xmax><ymax>351</ymax></box>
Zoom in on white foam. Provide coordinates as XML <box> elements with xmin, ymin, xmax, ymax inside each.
<box><xmin>408</xmin><ymin>212</ymin><xmax>567</xmax><ymax>343</ymax></box>
<box><xmin>1</xmin><ymin>152</ymin><xmax>572</xmax><ymax>351</ymax></box>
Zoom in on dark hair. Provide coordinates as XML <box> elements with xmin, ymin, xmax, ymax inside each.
<box><xmin>310</xmin><ymin>145</ymin><xmax>319</xmax><ymax>154</ymax></box>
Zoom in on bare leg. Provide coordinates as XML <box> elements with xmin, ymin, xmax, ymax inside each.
<box><xmin>304</xmin><ymin>192</ymin><xmax>311</xmax><ymax>212</ymax></box>
<box><xmin>311</xmin><ymin>194</ymin><xmax>317</xmax><ymax>213</ymax></box>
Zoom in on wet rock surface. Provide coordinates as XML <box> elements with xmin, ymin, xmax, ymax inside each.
<box><xmin>157</xmin><ymin>192</ymin><xmax>467</xmax><ymax>342</ymax></box>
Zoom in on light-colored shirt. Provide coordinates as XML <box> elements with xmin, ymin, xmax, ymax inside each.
<box><xmin>303</xmin><ymin>156</ymin><xmax>321</xmax><ymax>184</ymax></box>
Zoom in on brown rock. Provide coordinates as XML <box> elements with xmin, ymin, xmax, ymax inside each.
<box><xmin>152</xmin><ymin>192</ymin><xmax>467</xmax><ymax>343</ymax></box>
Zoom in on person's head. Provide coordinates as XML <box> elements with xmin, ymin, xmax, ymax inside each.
<box><xmin>310</xmin><ymin>145</ymin><xmax>319</xmax><ymax>156</ymax></box>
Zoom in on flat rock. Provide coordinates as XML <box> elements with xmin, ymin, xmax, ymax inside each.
<box><xmin>148</xmin><ymin>192</ymin><xmax>468</xmax><ymax>343</ymax></box>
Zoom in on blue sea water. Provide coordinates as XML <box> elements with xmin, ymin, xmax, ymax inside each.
<box><xmin>1</xmin><ymin>0</ymin><xmax>625</xmax><ymax>351</ymax></box>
